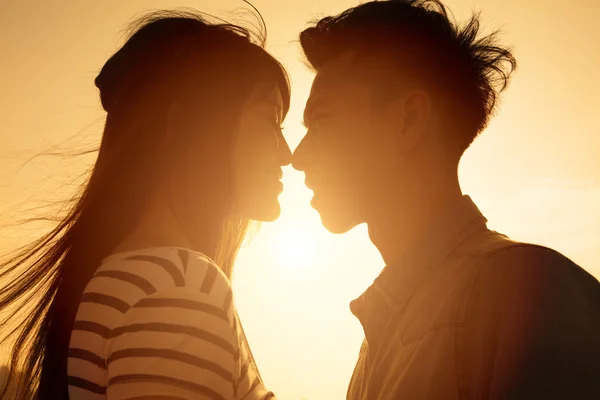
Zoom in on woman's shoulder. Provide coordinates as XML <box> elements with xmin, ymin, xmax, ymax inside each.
<box><xmin>92</xmin><ymin>246</ymin><xmax>232</xmax><ymax>305</ymax></box>
<box><xmin>70</xmin><ymin>248</ymin><xmax>239</xmax><ymax>400</ymax></box>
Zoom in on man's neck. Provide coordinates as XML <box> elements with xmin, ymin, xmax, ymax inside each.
<box><xmin>367</xmin><ymin>176</ymin><xmax>462</xmax><ymax>267</ymax></box>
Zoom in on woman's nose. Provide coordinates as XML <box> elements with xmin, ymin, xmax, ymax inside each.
<box><xmin>276</xmin><ymin>134</ymin><xmax>292</xmax><ymax>166</ymax></box>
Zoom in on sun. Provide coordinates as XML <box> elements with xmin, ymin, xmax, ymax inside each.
<box><xmin>270</xmin><ymin>227</ymin><xmax>318</xmax><ymax>270</ymax></box>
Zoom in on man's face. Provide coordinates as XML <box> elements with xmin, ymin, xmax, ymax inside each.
<box><xmin>292</xmin><ymin>55</ymin><xmax>401</xmax><ymax>233</ymax></box>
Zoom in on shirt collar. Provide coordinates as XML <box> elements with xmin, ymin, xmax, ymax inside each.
<box><xmin>350</xmin><ymin>195</ymin><xmax>488</xmax><ymax>332</ymax></box>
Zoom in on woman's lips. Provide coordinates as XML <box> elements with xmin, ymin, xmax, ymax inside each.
<box><xmin>268</xmin><ymin>169</ymin><xmax>283</xmax><ymax>180</ymax></box>
<box><xmin>270</xmin><ymin>179</ymin><xmax>283</xmax><ymax>192</ymax></box>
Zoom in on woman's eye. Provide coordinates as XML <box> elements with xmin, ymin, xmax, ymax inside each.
<box><xmin>262</xmin><ymin>115</ymin><xmax>280</xmax><ymax>130</ymax></box>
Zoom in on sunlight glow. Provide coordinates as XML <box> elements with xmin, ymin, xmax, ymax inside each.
<box><xmin>1</xmin><ymin>2</ymin><xmax>599</xmax><ymax>399</ymax></box>
<box><xmin>270</xmin><ymin>227</ymin><xmax>318</xmax><ymax>270</ymax></box>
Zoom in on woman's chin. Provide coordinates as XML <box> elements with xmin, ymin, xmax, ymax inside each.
<box><xmin>239</xmin><ymin>200</ymin><xmax>282</xmax><ymax>222</ymax></box>
<box><xmin>255</xmin><ymin>202</ymin><xmax>282</xmax><ymax>222</ymax></box>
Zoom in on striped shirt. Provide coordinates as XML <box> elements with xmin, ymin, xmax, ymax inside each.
<box><xmin>67</xmin><ymin>247</ymin><xmax>275</xmax><ymax>400</ymax></box>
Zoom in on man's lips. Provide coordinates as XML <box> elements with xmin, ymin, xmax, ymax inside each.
<box><xmin>305</xmin><ymin>178</ymin><xmax>316</xmax><ymax>190</ymax></box>
<box><xmin>305</xmin><ymin>177</ymin><xmax>327</xmax><ymax>191</ymax></box>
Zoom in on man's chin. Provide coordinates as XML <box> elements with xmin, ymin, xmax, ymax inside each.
<box><xmin>312</xmin><ymin>198</ymin><xmax>359</xmax><ymax>234</ymax></box>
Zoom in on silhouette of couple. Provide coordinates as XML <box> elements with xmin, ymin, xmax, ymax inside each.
<box><xmin>1</xmin><ymin>1</ymin><xmax>599</xmax><ymax>399</ymax></box>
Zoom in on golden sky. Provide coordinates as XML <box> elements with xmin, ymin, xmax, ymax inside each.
<box><xmin>1</xmin><ymin>0</ymin><xmax>599</xmax><ymax>398</ymax></box>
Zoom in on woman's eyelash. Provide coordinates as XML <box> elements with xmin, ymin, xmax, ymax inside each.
<box><xmin>263</xmin><ymin>115</ymin><xmax>283</xmax><ymax>130</ymax></box>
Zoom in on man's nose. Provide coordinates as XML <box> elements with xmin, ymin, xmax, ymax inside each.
<box><xmin>291</xmin><ymin>134</ymin><xmax>312</xmax><ymax>171</ymax></box>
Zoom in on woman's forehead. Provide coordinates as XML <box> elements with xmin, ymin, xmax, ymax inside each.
<box><xmin>246</xmin><ymin>83</ymin><xmax>283</xmax><ymax>115</ymax></box>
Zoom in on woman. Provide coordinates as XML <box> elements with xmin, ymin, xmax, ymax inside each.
<box><xmin>0</xmin><ymin>9</ymin><xmax>291</xmax><ymax>399</ymax></box>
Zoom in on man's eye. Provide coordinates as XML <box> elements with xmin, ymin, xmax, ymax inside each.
<box><xmin>313</xmin><ymin>114</ymin><xmax>331</xmax><ymax>122</ymax></box>
<box><xmin>308</xmin><ymin>114</ymin><xmax>331</xmax><ymax>132</ymax></box>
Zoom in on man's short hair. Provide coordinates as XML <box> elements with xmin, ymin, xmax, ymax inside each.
<box><xmin>300</xmin><ymin>0</ymin><xmax>517</xmax><ymax>160</ymax></box>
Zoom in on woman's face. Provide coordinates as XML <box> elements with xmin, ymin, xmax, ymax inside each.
<box><xmin>231</xmin><ymin>84</ymin><xmax>291</xmax><ymax>222</ymax></box>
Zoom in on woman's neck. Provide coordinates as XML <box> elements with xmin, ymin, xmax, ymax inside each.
<box><xmin>113</xmin><ymin>196</ymin><xmax>220</xmax><ymax>260</ymax></box>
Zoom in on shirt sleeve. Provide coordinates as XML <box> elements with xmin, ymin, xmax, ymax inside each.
<box><xmin>460</xmin><ymin>245</ymin><xmax>600</xmax><ymax>399</ymax></box>
<box><xmin>105</xmin><ymin>287</ymin><xmax>237</xmax><ymax>400</ymax></box>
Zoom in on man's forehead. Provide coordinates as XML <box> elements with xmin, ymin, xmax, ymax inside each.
<box><xmin>311</xmin><ymin>53</ymin><xmax>357</xmax><ymax>90</ymax></box>
<box><xmin>306</xmin><ymin>53</ymin><xmax>367</xmax><ymax>111</ymax></box>
<box><xmin>308</xmin><ymin>51</ymin><xmax>395</xmax><ymax>99</ymax></box>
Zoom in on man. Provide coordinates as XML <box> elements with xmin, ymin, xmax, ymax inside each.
<box><xmin>292</xmin><ymin>1</ymin><xmax>600</xmax><ymax>398</ymax></box>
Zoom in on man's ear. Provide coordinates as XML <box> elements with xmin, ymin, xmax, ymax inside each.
<box><xmin>385</xmin><ymin>89</ymin><xmax>431</xmax><ymax>152</ymax></box>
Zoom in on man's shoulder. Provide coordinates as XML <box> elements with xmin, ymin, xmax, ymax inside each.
<box><xmin>471</xmin><ymin>240</ymin><xmax>600</xmax><ymax>306</ymax></box>
<box><xmin>479</xmin><ymin>242</ymin><xmax>586</xmax><ymax>280</ymax></box>
<box><xmin>457</xmin><ymin>243</ymin><xmax>600</xmax><ymax>400</ymax></box>
<box><xmin>482</xmin><ymin>241</ymin><xmax>570</xmax><ymax>268</ymax></box>
<box><xmin>455</xmin><ymin>228</ymin><xmax>518</xmax><ymax>258</ymax></box>
<box><xmin>459</xmin><ymin>228</ymin><xmax>591</xmax><ymax>282</ymax></box>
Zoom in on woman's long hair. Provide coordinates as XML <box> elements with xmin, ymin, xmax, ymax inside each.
<box><xmin>0</xmin><ymin>8</ymin><xmax>290</xmax><ymax>399</ymax></box>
